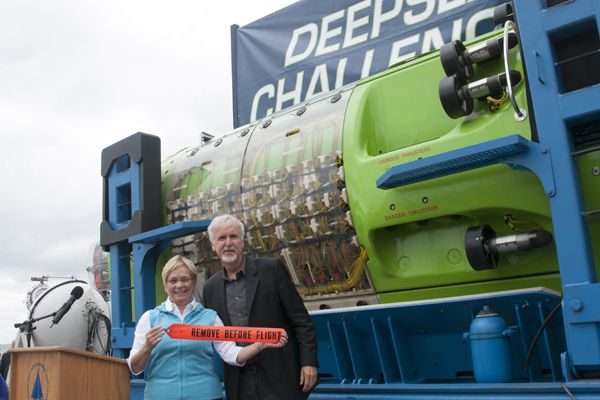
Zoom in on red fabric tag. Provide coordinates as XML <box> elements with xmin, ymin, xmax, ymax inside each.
<box><xmin>166</xmin><ymin>324</ymin><xmax>284</xmax><ymax>343</ymax></box>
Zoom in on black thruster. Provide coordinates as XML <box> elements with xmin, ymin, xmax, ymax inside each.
<box><xmin>438</xmin><ymin>74</ymin><xmax>473</xmax><ymax>119</ymax></box>
<box><xmin>440</xmin><ymin>40</ymin><xmax>473</xmax><ymax>79</ymax></box>
<box><xmin>465</xmin><ymin>225</ymin><xmax>499</xmax><ymax>270</ymax></box>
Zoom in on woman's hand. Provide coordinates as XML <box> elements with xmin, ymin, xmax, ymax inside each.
<box><xmin>143</xmin><ymin>325</ymin><xmax>165</xmax><ymax>351</ymax></box>
<box><xmin>131</xmin><ymin>325</ymin><xmax>165</xmax><ymax>374</ymax></box>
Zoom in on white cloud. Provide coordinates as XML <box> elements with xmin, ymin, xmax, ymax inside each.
<box><xmin>0</xmin><ymin>0</ymin><xmax>297</xmax><ymax>344</ymax></box>
<box><xmin>0</xmin><ymin>277</ymin><xmax>30</xmax><ymax>346</ymax></box>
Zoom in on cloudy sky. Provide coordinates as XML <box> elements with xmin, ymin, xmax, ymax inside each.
<box><xmin>0</xmin><ymin>0</ymin><xmax>297</xmax><ymax>345</ymax></box>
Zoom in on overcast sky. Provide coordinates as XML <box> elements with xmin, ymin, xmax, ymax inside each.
<box><xmin>0</xmin><ymin>0</ymin><xmax>298</xmax><ymax>345</ymax></box>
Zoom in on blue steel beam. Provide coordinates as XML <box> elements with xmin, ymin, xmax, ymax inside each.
<box><xmin>101</xmin><ymin>133</ymin><xmax>161</xmax><ymax>357</ymax></box>
<box><xmin>513</xmin><ymin>0</ymin><xmax>600</xmax><ymax>375</ymax></box>
<box><xmin>376</xmin><ymin>0</ymin><xmax>600</xmax><ymax>376</ymax></box>
<box><xmin>129</xmin><ymin>221</ymin><xmax>211</xmax><ymax>244</ymax></box>
<box><xmin>104</xmin><ymin>156</ymin><xmax>141</xmax><ymax>357</ymax></box>
<box><xmin>311</xmin><ymin>381</ymin><xmax>600</xmax><ymax>399</ymax></box>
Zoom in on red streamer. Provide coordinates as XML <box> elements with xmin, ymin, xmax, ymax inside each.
<box><xmin>166</xmin><ymin>324</ymin><xmax>284</xmax><ymax>343</ymax></box>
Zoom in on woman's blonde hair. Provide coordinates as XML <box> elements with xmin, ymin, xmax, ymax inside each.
<box><xmin>161</xmin><ymin>255</ymin><xmax>197</xmax><ymax>288</ymax></box>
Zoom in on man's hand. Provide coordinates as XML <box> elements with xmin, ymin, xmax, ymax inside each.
<box><xmin>262</xmin><ymin>331</ymin><xmax>288</xmax><ymax>349</ymax></box>
<box><xmin>299</xmin><ymin>366</ymin><xmax>317</xmax><ymax>392</ymax></box>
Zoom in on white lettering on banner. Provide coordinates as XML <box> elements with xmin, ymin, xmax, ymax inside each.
<box><xmin>404</xmin><ymin>0</ymin><xmax>435</xmax><ymax>25</ymax></box>
<box><xmin>343</xmin><ymin>0</ymin><xmax>371</xmax><ymax>49</ymax></box>
<box><xmin>315</xmin><ymin>10</ymin><xmax>345</xmax><ymax>57</ymax></box>
<box><xmin>251</xmin><ymin>85</ymin><xmax>275</xmax><ymax>122</ymax></box>
<box><xmin>307</xmin><ymin>64</ymin><xmax>330</xmax><ymax>99</ymax></box>
<box><xmin>388</xmin><ymin>34</ymin><xmax>420</xmax><ymax>65</ymax></box>
<box><xmin>335</xmin><ymin>57</ymin><xmax>348</xmax><ymax>88</ymax></box>
<box><xmin>421</xmin><ymin>26</ymin><xmax>445</xmax><ymax>53</ymax></box>
<box><xmin>287</xmin><ymin>0</ymin><xmax>404</xmax><ymax>66</ymax></box>
<box><xmin>285</xmin><ymin>23</ymin><xmax>319</xmax><ymax>67</ymax></box>
<box><xmin>372</xmin><ymin>0</ymin><xmax>402</xmax><ymax>39</ymax></box>
<box><xmin>251</xmin><ymin>5</ymin><xmax>498</xmax><ymax>122</ymax></box>
<box><xmin>361</xmin><ymin>49</ymin><xmax>375</xmax><ymax>79</ymax></box>
<box><xmin>451</xmin><ymin>18</ymin><xmax>463</xmax><ymax>41</ymax></box>
<box><xmin>438</xmin><ymin>0</ymin><xmax>465</xmax><ymax>13</ymax></box>
<box><xmin>276</xmin><ymin>72</ymin><xmax>304</xmax><ymax>112</ymax></box>
<box><xmin>283</xmin><ymin>0</ymin><xmax>490</xmax><ymax>68</ymax></box>
<box><xmin>465</xmin><ymin>8</ymin><xmax>494</xmax><ymax>40</ymax></box>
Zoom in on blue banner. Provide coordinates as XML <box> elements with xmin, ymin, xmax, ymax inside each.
<box><xmin>231</xmin><ymin>0</ymin><xmax>506</xmax><ymax>127</ymax></box>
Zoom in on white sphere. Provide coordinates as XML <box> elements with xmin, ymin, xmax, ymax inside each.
<box><xmin>28</xmin><ymin>280</ymin><xmax>111</xmax><ymax>353</ymax></box>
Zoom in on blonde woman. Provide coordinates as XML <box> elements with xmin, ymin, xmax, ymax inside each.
<box><xmin>128</xmin><ymin>255</ymin><xmax>287</xmax><ymax>400</ymax></box>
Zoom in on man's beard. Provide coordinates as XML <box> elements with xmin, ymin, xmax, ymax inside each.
<box><xmin>221</xmin><ymin>253</ymin><xmax>239</xmax><ymax>263</ymax></box>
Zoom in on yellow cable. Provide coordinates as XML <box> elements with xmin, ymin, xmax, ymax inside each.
<box><xmin>297</xmin><ymin>248</ymin><xmax>368</xmax><ymax>296</ymax></box>
<box><xmin>486</xmin><ymin>92</ymin><xmax>509</xmax><ymax>112</ymax></box>
<box><xmin>504</xmin><ymin>213</ymin><xmax>542</xmax><ymax>232</ymax></box>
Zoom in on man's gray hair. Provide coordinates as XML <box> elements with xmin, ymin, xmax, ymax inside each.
<box><xmin>207</xmin><ymin>214</ymin><xmax>245</xmax><ymax>242</ymax></box>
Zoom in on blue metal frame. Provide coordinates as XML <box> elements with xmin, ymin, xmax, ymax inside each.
<box><xmin>104</xmin><ymin>154</ymin><xmax>141</xmax><ymax>357</ymax></box>
<box><xmin>376</xmin><ymin>0</ymin><xmax>600</xmax><ymax>381</ymax></box>
<box><xmin>106</xmin><ymin>155</ymin><xmax>141</xmax><ymax>232</ymax></box>
<box><xmin>105</xmin><ymin>1</ymin><xmax>600</xmax><ymax>398</ymax></box>
<box><xmin>101</xmin><ymin>132</ymin><xmax>161</xmax><ymax>358</ymax></box>
<box><xmin>310</xmin><ymin>381</ymin><xmax>598</xmax><ymax>399</ymax></box>
<box><xmin>513</xmin><ymin>0</ymin><xmax>600</xmax><ymax>377</ymax></box>
<box><xmin>103</xmin><ymin>146</ymin><xmax>211</xmax><ymax>360</ymax></box>
<box><xmin>312</xmin><ymin>289</ymin><xmax>564</xmax><ymax>387</ymax></box>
